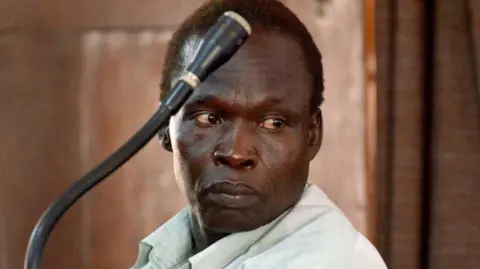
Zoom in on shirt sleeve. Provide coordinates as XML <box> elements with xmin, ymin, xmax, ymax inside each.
<box><xmin>346</xmin><ymin>233</ymin><xmax>388</xmax><ymax>269</ymax></box>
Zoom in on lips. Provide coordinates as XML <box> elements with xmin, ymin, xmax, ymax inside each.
<box><xmin>200</xmin><ymin>182</ymin><xmax>259</xmax><ymax>208</ymax></box>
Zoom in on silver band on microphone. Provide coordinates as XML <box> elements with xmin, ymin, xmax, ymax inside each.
<box><xmin>180</xmin><ymin>72</ymin><xmax>201</xmax><ymax>88</ymax></box>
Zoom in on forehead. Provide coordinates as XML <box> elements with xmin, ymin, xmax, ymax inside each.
<box><xmin>177</xmin><ymin>32</ymin><xmax>312</xmax><ymax>108</ymax></box>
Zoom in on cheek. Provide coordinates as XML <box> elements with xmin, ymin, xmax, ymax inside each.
<box><xmin>258</xmin><ymin>135</ymin><xmax>309</xmax><ymax>211</ymax></box>
<box><xmin>257</xmin><ymin>131</ymin><xmax>310</xmax><ymax>198</ymax></box>
<box><xmin>173</xmin><ymin>123</ymin><xmax>217</xmax><ymax>162</ymax></box>
<box><xmin>170</xmin><ymin>121</ymin><xmax>218</xmax><ymax>186</ymax></box>
<box><xmin>260</xmin><ymin>134</ymin><xmax>308</xmax><ymax>173</ymax></box>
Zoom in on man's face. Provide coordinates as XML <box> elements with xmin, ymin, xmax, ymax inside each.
<box><xmin>168</xmin><ymin>32</ymin><xmax>322</xmax><ymax>233</ymax></box>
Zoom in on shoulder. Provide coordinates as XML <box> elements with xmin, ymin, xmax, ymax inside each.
<box><xmin>295</xmin><ymin>185</ymin><xmax>387</xmax><ymax>268</ymax></box>
<box><xmin>346</xmin><ymin>233</ymin><xmax>388</xmax><ymax>269</ymax></box>
<box><xmin>238</xmin><ymin>184</ymin><xmax>388</xmax><ymax>268</ymax></box>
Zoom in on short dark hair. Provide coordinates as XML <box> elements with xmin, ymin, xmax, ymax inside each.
<box><xmin>160</xmin><ymin>0</ymin><xmax>325</xmax><ymax>110</ymax></box>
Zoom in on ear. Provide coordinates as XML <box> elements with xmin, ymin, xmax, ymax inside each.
<box><xmin>158</xmin><ymin>127</ymin><xmax>173</xmax><ymax>152</ymax></box>
<box><xmin>307</xmin><ymin>108</ymin><xmax>323</xmax><ymax>161</ymax></box>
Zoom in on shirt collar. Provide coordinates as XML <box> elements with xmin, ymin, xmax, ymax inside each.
<box><xmin>141</xmin><ymin>207</ymin><xmax>193</xmax><ymax>268</ymax></box>
<box><xmin>140</xmin><ymin>183</ymin><xmax>313</xmax><ymax>269</ymax></box>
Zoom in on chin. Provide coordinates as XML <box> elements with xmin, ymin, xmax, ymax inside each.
<box><xmin>201</xmin><ymin>208</ymin><xmax>264</xmax><ymax>233</ymax></box>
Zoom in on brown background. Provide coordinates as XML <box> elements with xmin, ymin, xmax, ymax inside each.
<box><xmin>375</xmin><ymin>0</ymin><xmax>480</xmax><ymax>268</ymax></box>
<box><xmin>0</xmin><ymin>1</ymin><xmax>369</xmax><ymax>268</ymax></box>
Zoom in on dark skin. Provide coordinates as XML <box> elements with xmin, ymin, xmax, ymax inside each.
<box><xmin>165</xmin><ymin>31</ymin><xmax>323</xmax><ymax>253</ymax></box>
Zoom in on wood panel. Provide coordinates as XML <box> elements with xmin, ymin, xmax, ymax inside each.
<box><xmin>0</xmin><ymin>29</ymin><xmax>188</xmax><ymax>269</ymax></box>
<box><xmin>77</xmin><ymin>30</ymin><xmax>187</xmax><ymax>268</ymax></box>
<box><xmin>284</xmin><ymin>0</ymin><xmax>368</xmax><ymax>234</ymax></box>
<box><xmin>364</xmin><ymin>0</ymin><xmax>378</xmax><ymax>244</ymax></box>
<box><xmin>0</xmin><ymin>0</ymin><xmax>205</xmax><ymax>31</ymax></box>
<box><xmin>0</xmin><ymin>33</ymin><xmax>85</xmax><ymax>269</ymax></box>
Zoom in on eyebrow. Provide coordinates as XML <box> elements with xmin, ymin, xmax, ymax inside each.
<box><xmin>186</xmin><ymin>94</ymin><xmax>218</xmax><ymax>106</ymax></box>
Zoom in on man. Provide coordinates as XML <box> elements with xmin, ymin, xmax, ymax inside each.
<box><xmin>132</xmin><ymin>0</ymin><xmax>387</xmax><ymax>268</ymax></box>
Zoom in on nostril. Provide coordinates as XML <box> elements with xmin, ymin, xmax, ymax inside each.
<box><xmin>214</xmin><ymin>153</ymin><xmax>256</xmax><ymax>169</ymax></box>
<box><xmin>217</xmin><ymin>156</ymin><xmax>230</xmax><ymax>166</ymax></box>
<box><xmin>242</xmin><ymin>160</ymin><xmax>255</xmax><ymax>169</ymax></box>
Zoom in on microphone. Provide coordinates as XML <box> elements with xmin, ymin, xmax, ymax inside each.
<box><xmin>24</xmin><ymin>11</ymin><xmax>251</xmax><ymax>269</ymax></box>
<box><xmin>162</xmin><ymin>11</ymin><xmax>251</xmax><ymax>115</ymax></box>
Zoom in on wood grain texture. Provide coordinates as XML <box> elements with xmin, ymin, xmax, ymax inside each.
<box><xmin>284</xmin><ymin>0</ymin><xmax>368</xmax><ymax>234</ymax></box>
<box><xmin>0</xmin><ymin>33</ymin><xmax>85</xmax><ymax>269</ymax></box>
<box><xmin>77</xmin><ymin>30</ymin><xmax>187</xmax><ymax>268</ymax></box>
<box><xmin>364</xmin><ymin>0</ymin><xmax>378</xmax><ymax>245</ymax></box>
<box><xmin>0</xmin><ymin>0</ymin><xmax>206</xmax><ymax>31</ymax></box>
<box><xmin>0</xmin><ymin>30</ymin><xmax>187</xmax><ymax>269</ymax></box>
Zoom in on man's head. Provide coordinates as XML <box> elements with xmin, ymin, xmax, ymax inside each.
<box><xmin>161</xmin><ymin>0</ymin><xmax>324</xmax><ymax>233</ymax></box>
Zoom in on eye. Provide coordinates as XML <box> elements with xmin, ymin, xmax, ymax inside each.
<box><xmin>194</xmin><ymin>112</ymin><xmax>222</xmax><ymax>125</ymax></box>
<box><xmin>258</xmin><ymin>118</ymin><xmax>286</xmax><ymax>131</ymax></box>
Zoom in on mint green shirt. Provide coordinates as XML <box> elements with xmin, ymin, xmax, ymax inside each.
<box><xmin>132</xmin><ymin>184</ymin><xmax>388</xmax><ymax>269</ymax></box>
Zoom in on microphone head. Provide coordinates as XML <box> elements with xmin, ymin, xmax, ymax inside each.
<box><xmin>184</xmin><ymin>11</ymin><xmax>252</xmax><ymax>85</ymax></box>
<box><xmin>224</xmin><ymin>11</ymin><xmax>252</xmax><ymax>35</ymax></box>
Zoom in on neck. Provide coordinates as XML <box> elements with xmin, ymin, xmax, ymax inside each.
<box><xmin>189</xmin><ymin>212</ymin><xmax>229</xmax><ymax>254</ymax></box>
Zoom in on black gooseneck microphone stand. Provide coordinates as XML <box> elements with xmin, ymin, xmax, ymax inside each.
<box><xmin>23</xmin><ymin>11</ymin><xmax>252</xmax><ymax>269</ymax></box>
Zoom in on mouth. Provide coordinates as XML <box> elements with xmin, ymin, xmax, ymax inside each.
<box><xmin>200</xmin><ymin>182</ymin><xmax>259</xmax><ymax>208</ymax></box>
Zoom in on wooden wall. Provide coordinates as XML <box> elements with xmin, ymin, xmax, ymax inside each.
<box><xmin>0</xmin><ymin>1</ymin><xmax>368</xmax><ymax>268</ymax></box>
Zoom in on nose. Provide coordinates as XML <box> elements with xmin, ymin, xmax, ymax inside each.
<box><xmin>213</xmin><ymin>123</ymin><xmax>258</xmax><ymax>170</ymax></box>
